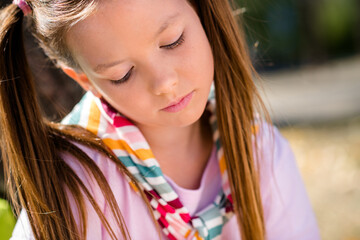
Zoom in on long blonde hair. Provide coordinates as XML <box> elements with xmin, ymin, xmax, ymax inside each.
<box><xmin>0</xmin><ymin>0</ymin><xmax>266</xmax><ymax>239</ymax></box>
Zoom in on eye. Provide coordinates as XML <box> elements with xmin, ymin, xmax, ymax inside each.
<box><xmin>161</xmin><ymin>33</ymin><xmax>185</xmax><ymax>49</ymax></box>
<box><xmin>110</xmin><ymin>66</ymin><xmax>134</xmax><ymax>85</ymax></box>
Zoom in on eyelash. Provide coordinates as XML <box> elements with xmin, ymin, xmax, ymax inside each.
<box><xmin>110</xmin><ymin>33</ymin><xmax>185</xmax><ymax>85</ymax></box>
<box><xmin>111</xmin><ymin>66</ymin><xmax>134</xmax><ymax>85</ymax></box>
<box><xmin>161</xmin><ymin>33</ymin><xmax>185</xmax><ymax>49</ymax></box>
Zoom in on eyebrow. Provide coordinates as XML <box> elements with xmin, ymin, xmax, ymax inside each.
<box><xmin>93</xmin><ymin>12</ymin><xmax>181</xmax><ymax>74</ymax></box>
<box><xmin>155</xmin><ymin>12</ymin><xmax>180</xmax><ymax>38</ymax></box>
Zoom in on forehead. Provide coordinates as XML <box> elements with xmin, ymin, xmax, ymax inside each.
<box><xmin>66</xmin><ymin>0</ymin><xmax>189</xmax><ymax>72</ymax></box>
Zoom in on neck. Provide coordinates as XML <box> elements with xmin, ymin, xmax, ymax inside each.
<box><xmin>137</xmin><ymin>114</ymin><xmax>213</xmax><ymax>189</ymax></box>
<box><xmin>138</xmin><ymin>118</ymin><xmax>208</xmax><ymax>159</ymax></box>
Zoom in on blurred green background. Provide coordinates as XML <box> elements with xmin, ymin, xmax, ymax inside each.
<box><xmin>0</xmin><ymin>199</ymin><xmax>16</xmax><ymax>239</ymax></box>
<box><xmin>1</xmin><ymin>0</ymin><xmax>360</xmax><ymax>239</ymax></box>
<box><xmin>237</xmin><ymin>0</ymin><xmax>360</xmax><ymax>70</ymax></box>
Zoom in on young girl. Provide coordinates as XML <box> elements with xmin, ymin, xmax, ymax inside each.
<box><xmin>1</xmin><ymin>0</ymin><xmax>320</xmax><ymax>239</ymax></box>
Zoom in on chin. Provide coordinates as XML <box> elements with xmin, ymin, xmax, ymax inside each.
<box><xmin>168</xmin><ymin>104</ymin><xmax>207</xmax><ymax>128</ymax></box>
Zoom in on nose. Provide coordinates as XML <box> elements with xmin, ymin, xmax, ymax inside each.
<box><xmin>146</xmin><ymin>61</ymin><xmax>178</xmax><ymax>96</ymax></box>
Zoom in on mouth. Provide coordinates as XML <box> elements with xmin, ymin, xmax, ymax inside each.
<box><xmin>161</xmin><ymin>91</ymin><xmax>194</xmax><ymax>113</ymax></box>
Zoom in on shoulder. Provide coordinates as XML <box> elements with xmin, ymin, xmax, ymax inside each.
<box><xmin>11</xmin><ymin>143</ymin><xmax>133</xmax><ymax>240</ymax></box>
<box><xmin>61</xmin><ymin>142</ymin><xmax>116</xmax><ymax>186</ymax></box>
<box><xmin>60</xmin><ymin>142</ymin><xmax>132</xmax><ymax>208</ymax></box>
<box><xmin>254</xmin><ymin>122</ymin><xmax>300</xmax><ymax>213</ymax></box>
<box><xmin>60</xmin><ymin>143</ymin><xmax>161</xmax><ymax>239</ymax></box>
<box><xmin>251</xmin><ymin>121</ymin><xmax>295</xmax><ymax>186</ymax></box>
<box><xmin>255</xmin><ymin>122</ymin><xmax>295</xmax><ymax>177</ymax></box>
<box><xmin>255</xmin><ymin>122</ymin><xmax>320</xmax><ymax>240</ymax></box>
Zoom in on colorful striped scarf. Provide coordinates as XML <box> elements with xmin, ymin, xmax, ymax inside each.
<box><xmin>62</xmin><ymin>91</ymin><xmax>234</xmax><ymax>240</ymax></box>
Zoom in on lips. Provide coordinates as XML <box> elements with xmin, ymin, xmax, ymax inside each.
<box><xmin>161</xmin><ymin>91</ymin><xmax>194</xmax><ymax>113</ymax></box>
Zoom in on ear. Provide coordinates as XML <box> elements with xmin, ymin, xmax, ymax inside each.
<box><xmin>61</xmin><ymin>67</ymin><xmax>102</xmax><ymax>98</ymax></box>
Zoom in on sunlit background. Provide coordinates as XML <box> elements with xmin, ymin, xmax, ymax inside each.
<box><xmin>237</xmin><ymin>0</ymin><xmax>360</xmax><ymax>239</ymax></box>
<box><xmin>1</xmin><ymin>0</ymin><xmax>359</xmax><ymax>239</ymax></box>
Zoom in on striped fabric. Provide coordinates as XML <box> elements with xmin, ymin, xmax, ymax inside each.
<box><xmin>62</xmin><ymin>92</ymin><xmax>234</xmax><ymax>240</ymax></box>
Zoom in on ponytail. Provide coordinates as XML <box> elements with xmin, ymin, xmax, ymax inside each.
<box><xmin>0</xmin><ymin>4</ymin><xmax>144</xmax><ymax>239</ymax></box>
<box><xmin>0</xmin><ymin>4</ymin><xmax>81</xmax><ymax>239</ymax></box>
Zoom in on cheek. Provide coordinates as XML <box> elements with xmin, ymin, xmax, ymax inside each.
<box><xmin>180</xmin><ymin>31</ymin><xmax>214</xmax><ymax>80</ymax></box>
<box><xmin>90</xmin><ymin>80</ymin><xmax>130</xmax><ymax>108</ymax></box>
<box><xmin>192</xmin><ymin>39</ymin><xmax>214</xmax><ymax>82</ymax></box>
<box><xmin>201</xmin><ymin>39</ymin><xmax>214</xmax><ymax>81</ymax></box>
<box><xmin>198</xmin><ymin>29</ymin><xmax>214</xmax><ymax>75</ymax></box>
<box><xmin>99</xmin><ymin>82</ymin><xmax>152</xmax><ymax>117</ymax></box>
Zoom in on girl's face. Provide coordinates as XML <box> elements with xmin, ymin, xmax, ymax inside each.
<box><xmin>67</xmin><ymin>0</ymin><xmax>214</xmax><ymax>129</ymax></box>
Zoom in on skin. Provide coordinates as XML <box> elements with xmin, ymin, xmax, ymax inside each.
<box><xmin>65</xmin><ymin>0</ymin><xmax>214</xmax><ymax>189</ymax></box>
